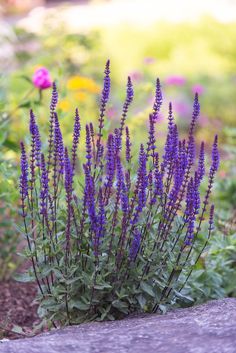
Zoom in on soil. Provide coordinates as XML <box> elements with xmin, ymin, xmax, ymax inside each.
<box><xmin>0</xmin><ymin>281</ymin><xmax>40</xmax><ymax>339</ymax></box>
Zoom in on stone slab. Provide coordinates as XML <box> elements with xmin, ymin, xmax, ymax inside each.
<box><xmin>1</xmin><ymin>298</ymin><xmax>236</xmax><ymax>353</ymax></box>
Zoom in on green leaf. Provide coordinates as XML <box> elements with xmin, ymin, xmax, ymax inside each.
<box><xmin>70</xmin><ymin>300</ymin><xmax>90</xmax><ymax>311</ymax></box>
<box><xmin>13</xmin><ymin>271</ymin><xmax>35</xmax><ymax>283</ymax></box>
<box><xmin>140</xmin><ymin>281</ymin><xmax>156</xmax><ymax>297</ymax></box>
<box><xmin>174</xmin><ymin>290</ymin><xmax>194</xmax><ymax>307</ymax></box>
<box><xmin>112</xmin><ymin>300</ymin><xmax>129</xmax><ymax>314</ymax></box>
<box><xmin>12</xmin><ymin>325</ymin><xmax>24</xmax><ymax>335</ymax></box>
<box><xmin>94</xmin><ymin>283</ymin><xmax>112</xmax><ymax>290</ymax></box>
<box><xmin>137</xmin><ymin>294</ymin><xmax>146</xmax><ymax>309</ymax></box>
<box><xmin>159</xmin><ymin>304</ymin><xmax>167</xmax><ymax>314</ymax></box>
<box><xmin>18</xmin><ymin>101</ymin><xmax>31</xmax><ymax>109</ymax></box>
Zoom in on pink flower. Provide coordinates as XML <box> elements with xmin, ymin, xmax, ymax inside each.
<box><xmin>143</xmin><ymin>57</ymin><xmax>156</xmax><ymax>65</ymax></box>
<box><xmin>192</xmin><ymin>84</ymin><xmax>204</xmax><ymax>95</ymax></box>
<box><xmin>165</xmin><ymin>75</ymin><xmax>186</xmax><ymax>86</ymax></box>
<box><xmin>32</xmin><ymin>67</ymin><xmax>52</xmax><ymax>90</ymax></box>
<box><xmin>129</xmin><ymin>71</ymin><xmax>143</xmax><ymax>82</ymax></box>
<box><xmin>107</xmin><ymin>107</ymin><xmax>116</xmax><ymax>118</ymax></box>
<box><xmin>173</xmin><ymin>101</ymin><xmax>190</xmax><ymax>116</ymax></box>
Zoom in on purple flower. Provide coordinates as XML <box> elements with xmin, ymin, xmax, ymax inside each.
<box><xmin>85</xmin><ymin>124</ymin><xmax>92</xmax><ymax>169</ymax></box>
<box><xmin>97</xmin><ymin>60</ymin><xmax>111</xmax><ymax>156</ymax></box>
<box><xmin>54</xmin><ymin>113</ymin><xmax>64</xmax><ymax>175</ymax></box>
<box><xmin>105</xmin><ymin>134</ymin><xmax>116</xmax><ymax>190</ymax></box>
<box><xmin>125</xmin><ymin>126</ymin><xmax>132</xmax><ymax>163</ymax></box>
<box><xmin>132</xmin><ymin>144</ymin><xmax>148</xmax><ymax>224</ymax></box>
<box><xmin>47</xmin><ymin>82</ymin><xmax>58</xmax><ymax>170</ymax></box>
<box><xmin>116</xmin><ymin>156</ymin><xmax>129</xmax><ymax>214</ymax></box>
<box><xmin>39</xmin><ymin>153</ymin><xmax>49</xmax><ymax>216</ymax></box>
<box><xmin>71</xmin><ymin>108</ymin><xmax>81</xmax><ymax>171</ymax></box>
<box><xmin>101</xmin><ymin>59</ymin><xmax>110</xmax><ymax>106</ymax></box>
<box><xmin>64</xmin><ymin>147</ymin><xmax>73</xmax><ymax>252</ymax></box>
<box><xmin>129</xmin><ymin>229</ymin><xmax>141</xmax><ymax>261</ymax></box>
<box><xmin>187</xmin><ymin>135</ymin><xmax>195</xmax><ymax>166</ymax></box>
<box><xmin>119</xmin><ymin>76</ymin><xmax>134</xmax><ymax>137</ymax></box>
<box><xmin>197</xmin><ymin>142</ymin><xmax>205</xmax><ymax>183</ymax></box>
<box><xmin>147</xmin><ymin>114</ymin><xmax>156</xmax><ymax>157</ymax></box>
<box><xmin>152</xmin><ymin>152</ymin><xmax>163</xmax><ymax>201</ymax></box>
<box><xmin>94</xmin><ymin>189</ymin><xmax>106</xmax><ymax>255</ymax></box>
<box><xmin>210</xmin><ymin>135</ymin><xmax>220</xmax><ymax>173</ymax></box>
<box><xmin>29</xmin><ymin>109</ymin><xmax>41</xmax><ymax>168</ymax></box>
<box><xmin>208</xmin><ymin>204</ymin><xmax>215</xmax><ymax>231</ymax></box>
<box><xmin>64</xmin><ymin>147</ymin><xmax>73</xmax><ymax>196</ymax></box>
<box><xmin>50</xmin><ymin>82</ymin><xmax>58</xmax><ymax>113</ymax></box>
<box><xmin>32</xmin><ymin>67</ymin><xmax>52</xmax><ymax>90</ymax></box>
<box><xmin>162</xmin><ymin>104</ymin><xmax>179</xmax><ymax>172</ymax></box>
<box><xmin>19</xmin><ymin>141</ymin><xmax>29</xmax><ymax>203</ymax></box>
<box><xmin>188</xmin><ymin>93</ymin><xmax>200</xmax><ymax>145</ymax></box>
<box><xmin>83</xmin><ymin>164</ymin><xmax>96</xmax><ymax>234</ymax></box>
<box><xmin>152</xmin><ymin>78</ymin><xmax>163</xmax><ymax>120</ymax></box>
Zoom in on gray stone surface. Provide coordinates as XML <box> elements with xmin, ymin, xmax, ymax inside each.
<box><xmin>1</xmin><ymin>298</ymin><xmax>236</xmax><ymax>353</ymax></box>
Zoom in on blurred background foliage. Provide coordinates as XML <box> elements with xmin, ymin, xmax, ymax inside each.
<box><xmin>0</xmin><ymin>0</ymin><xmax>235</xmax><ymax>301</ymax></box>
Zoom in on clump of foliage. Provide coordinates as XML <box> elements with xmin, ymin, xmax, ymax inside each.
<box><xmin>0</xmin><ymin>110</ymin><xmax>20</xmax><ymax>280</ymax></box>
<box><xmin>18</xmin><ymin>61</ymin><xmax>219</xmax><ymax>326</ymax></box>
<box><xmin>184</xmin><ymin>226</ymin><xmax>236</xmax><ymax>302</ymax></box>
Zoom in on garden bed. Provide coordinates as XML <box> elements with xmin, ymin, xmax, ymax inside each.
<box><xmin>0</xmin><ymin>281</ymin><xmax>39</xmax><ymax>339</ymax></box>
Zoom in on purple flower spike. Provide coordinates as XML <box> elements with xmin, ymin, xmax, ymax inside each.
<box><xmin>54</xmin><ymin>113</ymin><xmax>64</xmax><ymax>175</ymax></box>
<box><xmin>50</xmin><ymin>82</ymin><xmax>58</xmax><ymax>113</ymax></box>
<box><xmin>64</xmin><ymin>147</ymin><xmax>73</xmax><ymax>196</ymax></box>
<box><xmin>47</xmin><ymin>82</ymin><xmax>58</xmax><ymax>171</ymax></box>
<box><xmin>97</xmin><ymin>60</ymin><xmax>111</xmax><ymax>156</ymax></box>
<box><xmin>105</xmin><ymin>134</ymin><xmax>116</xmax><ymax>201</ymax></box>
<box><xmin>19</xmin><ymin>141</ymin><xmax>29</xmax><ymax>203</ymax></box>
<box><xmin>101</xmin><ymin>60</ymin><xmax>111</xmax><ymax>106</ymax></box>
<box><xmin>94</xmin><ymin>188</ymin><xmax>106</xmax><ymax>256</ymax></box>
<box><xmin>188</xmin><ymin>93</ymin><xmax>200</xmax><ymax>141</ymax></box>
<box><xmin>132</xmin><ymin>144</ymin><xmax>148</xmax><ymax>225</ymax></box>
<box><xmin>83</xmin><ymin>163</ymin><xmax>96</xmax><ymax>235</ymax></box>
<box><xmin>147</xmin><ymin>114</ymin><xmax>156</xmax><ymax>158</ymax></box>
<box><xmin>185</xmin><ymin>218</ymin><xmax>195</xmax><ymax>246</ymax></box>
<box><xmin>29</xmin><ymin>109</ymin><xmax>41</xmax><ymax>168</ymax></box>
<box><xmin>152</xmin><ymin>153</ymin><xmax>163</xmax><ymax>201</ymax></box>
<box><xmin>153</xmin><ymin>78</ymin><xmax>163</xmax><ymax>120</ymax></box>
<box><xmin>71</xmin><ymin>108</ymin><xmax>81</xmax><ymax>171</ymax></box>
<box><xmin>129</xmin><ymin>229</ymin><xmax>141</xmax><ymax>261</ymax></box>
<box><xmin>188</xmin><ymin>135</ymin><xmax>195</xmax><ymax>166</ymax></box>
<box><xmin>97</xmin><ymin>188</ymin><xmax>106</xmax><ymax>238</ymax></box>
<box><xmin>85</xmin><ymin>124</ymin><xmax>92</xmax><ymax>169</ymax></box>
<box><xmin>125</xmin><ymin>126</ymin><xmax>132</xmax><ymax>163</ymax></box>
<box><xmin>116</xmin><ymin>156</ymin><xmax>129</xmax><ymax>214</ymax></box>
<box><xmin>211</xmin><ymin>135</ymin><xmax>220</xmax><ymax>173</ymax></box>
<box><xmin>64</xmin><ymin>147</ymin><xmax>73</xmax><ymax>252</ymax></box>
<box><xmin>162</xmin><ymin>105</ymin><xmax>179</xmax><ymax>172</ymax></box>
<box><xmin>40</xmin><ymin>153</ymin><xmax>49</xmax><ymax>216</ymax></box>
<box><xmin>197</xmin><ymin>141</ymin><xmax>205</xmax><ymax>183</ymax></box>
<box><xmin>119</xmin><ymin>76</ymin><xmax>134</xmax><ymax>136</ymax></box>
<box><xmin>208</xmin><ymin>204</ymin><xmax>215</xmax><ymax>231</ymax></box>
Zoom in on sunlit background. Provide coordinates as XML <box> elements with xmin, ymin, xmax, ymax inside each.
<box><xmin>1</xmin><ymin>0</ymin><xmax>236</xmax><ymax>152</ymax></box>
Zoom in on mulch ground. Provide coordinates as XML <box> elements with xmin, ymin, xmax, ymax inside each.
<box><xmin>0</xmin><ymin>281</ymin><xmax>40</xmax><ymax>339</ymax></box>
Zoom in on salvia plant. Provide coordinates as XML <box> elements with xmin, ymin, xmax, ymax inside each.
<box><xmin>19</xmin><ymin>61</ymin><xmax>219</xmax><ymax>326</ymax></box>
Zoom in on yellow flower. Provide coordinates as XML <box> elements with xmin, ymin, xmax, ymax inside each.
<box><xmin>67</xmin><ymin>75</ymin><xmax>100</xmax><ymax>94</ymax></box>
<box><xmin>74</xmin><ymin>91</ymin><xmax>87</xmax><ymax>102</ymax></box>
<box><xmin>58</xmin><ymin>99</ymin><xmax>71</xmax><ymax>112</ymax></box>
